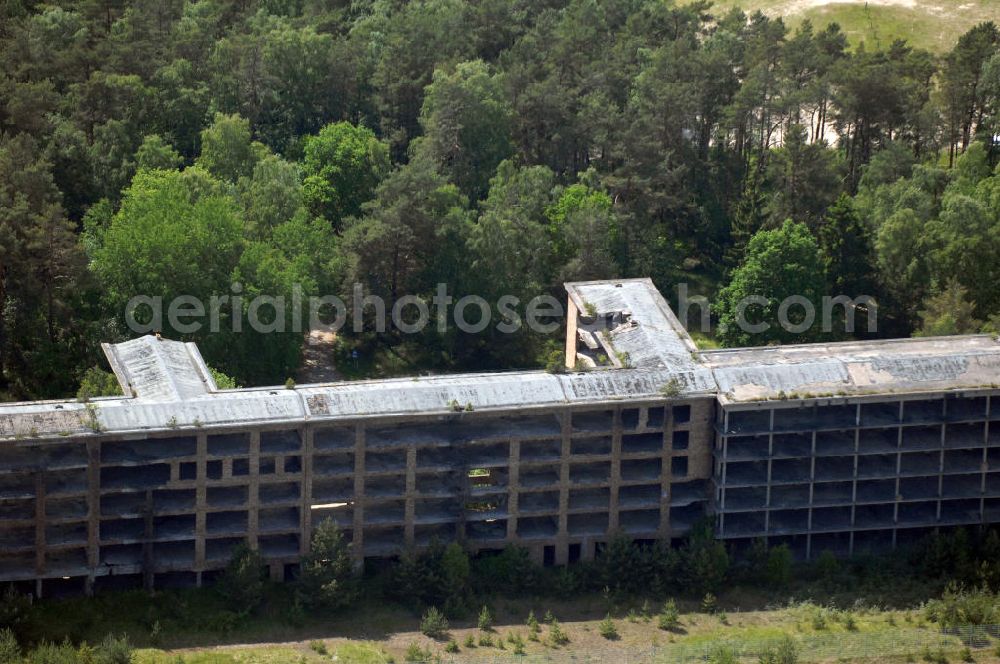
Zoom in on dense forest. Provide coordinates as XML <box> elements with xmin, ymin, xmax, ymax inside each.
<box><xmin>1</xmin><ymin>0</ymin><xmax>999</xmax><ymax>400</ymax></box>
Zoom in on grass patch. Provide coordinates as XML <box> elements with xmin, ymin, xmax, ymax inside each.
<box><xmin>681</xmin><ymin>0</ymin><xmax>995</xmax><ymax>52</ymax></box>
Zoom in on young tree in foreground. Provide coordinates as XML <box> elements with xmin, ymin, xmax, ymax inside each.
<box><xmin>296</xmin><ymin>518</ymin><xmax>358</xmax><ymax>611</ymax></box>
<box><xmin>218</xmin><ymin>544</ymin><xmax>264</xmax><ymax>611</ymax></box>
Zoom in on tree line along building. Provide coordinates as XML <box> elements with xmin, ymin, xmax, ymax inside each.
<box><xmin>2</xmin><ymin>278</ymin><xmax>1000</xmax><ymax>597</ymax></box>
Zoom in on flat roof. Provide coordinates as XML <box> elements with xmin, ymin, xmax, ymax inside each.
<box><xmin>0</xmin><ymin>354</ymin><xmax>716</xmax><ymax>441</ymax></box>
<box><xmin>2</xmin><ymin>280</ymin><xmax>1000</xmax><ymax>440</ymax></box>
<box><xmin>703</xmin><ymin>335</ymin><xmax>1000</xmax><ymax>404</ymax></box>
<box><xmin>564</xmin><ymin>278</ymin><xmax>700</xmax><ymax>370</ymax></box>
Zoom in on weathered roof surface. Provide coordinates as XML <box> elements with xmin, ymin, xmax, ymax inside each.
<box><xmin>705</xmin><ymin>335</ymin><xmax>1000</xmax><ymax>403</ymax></box>
<box><xmin>103</xmin><ymin>336</ymin><xmax>215</xmax><ymax>401</ymax></box>
<box><xmin>4</xmin><ymin>282</ymin><xmax>1000</xmax><ymax>439</ymax></box>
<box><xmin>0</xmin><ymin>333</ymin><xmax>714</xmax><ymax>440</ymax></box>
<box><xmin>565</xmin><ymin>278</ymin><xmax>700</xmax><ymax>370</ymax></box>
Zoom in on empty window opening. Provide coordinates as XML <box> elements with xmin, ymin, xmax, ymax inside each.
<box><xmin>671</xmin><ymin>456</ymin><xmax>689</xmax><ymax>478</ymax></box>
<box><xmin>647</xmin><ymin>407</ymin><xmax>665</xmax><ymax>429</ymax></box>
<box><xmin>282</xmin><ymin>456</ymin><xmax>302</xmax><ymax>473</ymax></box>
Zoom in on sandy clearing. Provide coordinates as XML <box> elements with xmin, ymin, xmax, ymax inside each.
<box><xmin>762</xmin><ymin>0</ymin><xmax>947</xmax><ymax>18</ymax></box>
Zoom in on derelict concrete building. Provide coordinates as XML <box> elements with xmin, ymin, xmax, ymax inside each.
<box><xmin>2</xmin><ymin>279</ymin><xmax>1000</xmax><ymax>596</ymax></box>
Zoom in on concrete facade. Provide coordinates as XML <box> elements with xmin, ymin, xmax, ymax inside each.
<box><xmin>2</xmin><ymin>279</ymin><xmax>1000</xmax><ymax>596</ymax></box>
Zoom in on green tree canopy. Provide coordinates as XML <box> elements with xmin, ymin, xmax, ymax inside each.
<box><xmin>301</xmin><ymin>122</ymin><xmax>390</xmax><ymax>227</ymax></box>
<box><xmin>716</xmin><ymin>220</ymin><xmax>828</xmax><ymax>347</ymax></box>
<box><xmin>416</xmin><ymin>59</ymin><xmax>512</xmax><ymax>202</ymax></box>
<box><xmin>195</xmin><ymin>112</ymin><xmax>263</xmax><ymax>183</ymax></box>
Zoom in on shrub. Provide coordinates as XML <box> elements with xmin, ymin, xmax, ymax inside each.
<box><xmin>526</xmin><ymin>610</ymin><xmax>541</xmax><ymax>640</ymax></box>
<box><xmin>404</xmin><ymin>643</ymin><xmax>431</xmax><ymax>662</ymax></box>
<box><xmin>701</xmin><ymin>593</ymin><xmax>718</xmax><ymax>614</ymax></box>
<box><xmin>309</xmin><ymin>641</ymin><xmax>327</xmax><ymax>656</ymax></box>
<box><xmin>758</xmin><ymin>635</ymin><xmax>798</xmax><ymax>664</ymax></box>
<box><xmin>921</xmin><ymin>647</ymin><xmax>948</xmax><ymax>664</ymax></box>
<box><xmin>463</xmin><ymin>634</ymin><xmax>475</xmax><ymax>648</ymax></box>
<box><xmin>550</xmin><ymin>566</ymin><xmax>581</xmax><ymax>598</ymax></box>
<box><xmin>471</xmin><ymin>545</ymin><xmax>540</xmax><ymax>596</ymax></box>
<box><xmin>658</xmin><ymin>598</ymin><xmax>681</xmax><ymax>631</ymax></box>
<box><xmin>842</xmin><ymin>612</ymin><xmax>858</xmax><ymax>631</ymax></box>
<box><xmin>511</xmin><ymin>634</ymin><xmax>526</xmax><ymax>655</ymax></box>
<box><xmin>297</xmin><ymin>518</ymin><xmax>358</xmax><ymax>611</ymax></box>
<box><xmin>548</xmin><ymin>619</ymin><xmax>569</xmax><ymax>646</ymax></box>
<box><xmin>148</xmin><ymin>620</ymin><xmax>162</xmax><ymax>647</ymax></box>
<box><xmin>419</xmin><ymin>607</ymin><xmax>449</xmax><ymax>639</ymax></box>
<box><xmin>810</xmin><ymin>607</ymin><xmax>828</xmax><ymax>630</ymax></box>
<box><xmin>95</xmin><ymin>634</ymin><xmax>133</xmax><ymax>664</ymax></box>
<box><xmin>0</xmin><ymin>586</ymin><xmax>31</xmax><ymax>633</ymax></box>
<box><xmin>218</xmin><ymin>544</ymin><xmax>264</xmax><ymax>611</ymax></box>
<box><xmin>925</xmin><ymin>585</ymin><xmax>1000</xmax><ymax>628</ymax></box>
<box><xmin>708</xmin><ymin>645</ymin><xmax>738</xmax><ymax>664</ymax></box>
<box><xmin>0</xmin><ymin>629</ymin><xmax>20</xmax><ymax>664</ymax></box>
<box><xmin>386</xmin><ymin>542</ymin><xmax>470</xmax><ymax>613</ymax></box>
<box><xmin>23</xmin><ymin>641</ymin><xmax>80</xmax><ymax>664</ymax></box>
<box><xmin>766</xmin><ymin>544</ymin><xmax>793</xmax><ymax>588</ymax></box>
<box><xmin>444</xmin><ymin>640</ymin><xmax>459</xmax><ymax>653</ymax></box>
<box><xmin>815</xmin><ymin>550</ymin><xmax>840</xmax><ymax>586</ymax></box>
<box><xmin>683</xmin><ymin>521</ymin><xmax>730</xmax><ymax>594</ymax></box>
<box><xmin>960</xmin><ymin>646</ymin><xmax>974</xmax><ymax>662</ymax></box>
<box><xmin>598</xmin><ymin>614</ymin><xmax>618</xmax><ymax>640</ymax></box>
<box><xmin>478</xmin><ymin>605</ymin><xmax>493</xmax><ymax>631</ymax></box>
<box><xmin>478</xmin><ymin>633</ymin><xmax>494</xmax><ymax>647</ymax></box>
<box><xmin>440</xmin><ymin>543</ymin><xmax>471</xmax><ymax>604</ymax></box>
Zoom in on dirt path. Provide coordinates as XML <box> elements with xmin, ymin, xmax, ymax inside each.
<box><xmin>296</xmin><ymin>329</ymin><xmax>341</xmax><ymax>384</ymax></box>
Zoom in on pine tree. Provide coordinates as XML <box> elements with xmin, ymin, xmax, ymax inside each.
<box><xmin>296</xmin><ymin>518</ymin><xmax>358</xmax><ymax>611</ymax></box>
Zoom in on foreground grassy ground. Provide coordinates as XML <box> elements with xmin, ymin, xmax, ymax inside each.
<box><xmin>127</xmin><ymin>601</ymin><xmax>1000</xmax><ymax>663</ymax></box>
<box><xmin>28</xmin><ymin>584</ymin><xmax>1000</xmax><ymax>663</ymax></box>
<box><xmin>694</xmin><ymin>0</ymin><xmax>998</xmax><ymax>52</ymax></box>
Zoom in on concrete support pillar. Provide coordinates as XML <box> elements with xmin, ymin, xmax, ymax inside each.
<box><xmin>849</xmin><ymin>412</ymin><xmax>860</xmax><ymax>557</ymax></box>
<box><xmin>764</xmin><ymin>408</ymin><xmax>774</xmax><ymax>538</ymax></box>
<box><xmin>582</xmin><ymin>538</ymin><xmax>596</xmax><ymax>562</ymax></box>
<box><xmin>301</xmin><ymin>426</ymin><xmax>314</xmax><ymax>555</ymax></box>
<box><xmin>982</xmin><ymin>396</ymin><xmax>991</xmax><ymax>524</ymax></box>
<box><xmin>506</xmin><ymin>440</ymin><xmax>520</xmax><ymax>542</ymax></box>
<box><xmin>659</xmin><ymin>407</ymin><xmax>672</xmax><ymax>538</ymax></box>
<box><xmin>142</xmin><ymin>489</ymin><xmax>154</xmax><ymax>591</ymax></box>
<box><xmin>938</xmin><ymin>400</ymin><xmax>947</xmax><ymax>523</ymax></box>
<box><xmin>718</xmin><ymin>410</ymin><xmax>730</xmax><ymax>538</ymax></box>
<box><xmin>34</xmin><ymin>472</ymin><xmax>45</xmax><ymax>580</ymax></box>
<box><xmin>609</xmin><ymin>409</ymin><xmax>622</xmax><ymax>533</ymax></box>
<box><xmin>86</xmin><ymin>439</ymin><xmax>100</xmax><ymax>595</ymax></box>
<box><xmin>248</xmin><ymin>430</ymin><xmax>261</xmax><ymax>548</ymax></box>
<box><xmin>351</xmin><ymin>424</ymin><xmax>366</xmax><ymax>564</ymax></box>
<box><xmin>564</xmin><ymin>299</ymin><xmax>579</xmax><ymax>369</ymax></box>
<box><xmin>195</xmin><ymin>432</ymin><xmax>207</xmax><ymax>571</ymax></box>
<box><xmin>893</xmin><ymin>401</ymin><xmax>904</xmax><ymax>549</ymax></box>
<box><xmin>556</xmin><ymin>412</ymin><xmax>571</xmax><ymax>565</ymax></box>
<box><xmin>806</xmin><ymin>430</ymin><xmax>816</xmax><ymax>560</ymax></box>
<box><xmin>404</xmin><ymin>447</ymin><xmax>416</xmax><ymax>548</ymax></box>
